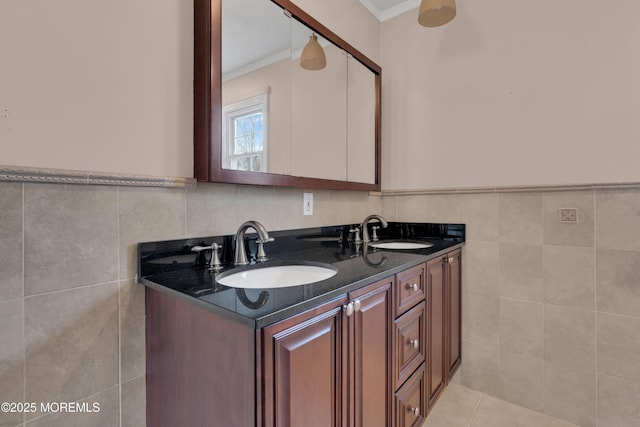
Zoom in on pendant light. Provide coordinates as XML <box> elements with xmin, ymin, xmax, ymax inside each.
<box><xmin>300</xmin><ymin>33</ymin><xmax>326</xmax><ymax>70</ymax></box>
<box><xmin>418</xmin><ymin>0</ymin><xmax>456</xmax><ymax>27</ymax></box>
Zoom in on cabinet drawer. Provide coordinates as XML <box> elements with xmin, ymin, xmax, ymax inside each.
<box><xmin>394</xmin><ymin>363</ymin><xmax>426</xmax><ymax>427</ymax></box>
<box><xmin>394</xmin><ymin>301</ymin><xmax>426</xmax><ymax>390</ymax></box>
<box><xmin>394</xmin><ymin>264</ymin><xmax>425</xmax><ymax>317</ymax></box>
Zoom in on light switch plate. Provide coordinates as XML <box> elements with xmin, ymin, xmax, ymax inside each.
<box><xmin>303</xmin><ymin>192</ymin><xmax>313</xmax><ymax>216</ymax></box>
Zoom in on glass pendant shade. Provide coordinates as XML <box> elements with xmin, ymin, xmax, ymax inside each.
<box><xmin>300</xmin><ymin>33</ymin><xmax>326</xmax><ymax>70</ymax></box>
<box><xmin>418</xmin><ymin>0</ymin><xmax>456</xmax><ymax>27</ymax></box>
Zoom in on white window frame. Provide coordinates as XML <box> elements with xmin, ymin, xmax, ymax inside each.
<box><xmin>221</xmin><ymin>92</ymin><xmax>269</xmax><ymax>172</ymax></box>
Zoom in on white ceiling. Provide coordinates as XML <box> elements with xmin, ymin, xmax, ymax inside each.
<box><xmin>357</xmin><ymin>0</ymin><xmax>420</xmax><ymax>22</ymax></box>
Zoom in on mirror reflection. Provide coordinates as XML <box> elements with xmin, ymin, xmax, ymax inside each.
<box><xmin>220</xmin><ymin>0</ymin><xmax>376</xmax><ymax>184</ymax></box>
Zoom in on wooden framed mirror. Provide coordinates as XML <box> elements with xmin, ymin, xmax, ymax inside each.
<box><xmin>194</xmin><ymin>0</ymin><xmax>381</xmax><ymax>191</ymax></box>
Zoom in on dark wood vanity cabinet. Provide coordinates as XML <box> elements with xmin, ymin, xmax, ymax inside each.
<box><xmin>261</xmin><ymin>278</ymin><xmax>393</xmax><ymax>427</ymax></box>
<box><xmin>426</xmin><ymin>248</ymin><xmax>462</xmax><ymax>410</ymax></box>
<box><xmin>145</xmin><ymin>250</ymin><xmax>462</xmax><ymax>427</ymax></box>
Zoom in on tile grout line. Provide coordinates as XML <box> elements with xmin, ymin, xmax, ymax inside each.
<box><xmin>467</xmin><ymin>393</ymin><xmax>484</xmax><ymax>427</ymax></box>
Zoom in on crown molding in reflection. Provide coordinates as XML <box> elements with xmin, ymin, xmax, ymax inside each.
<box><xmin>0</xmin><ymin>165</ymin><xmax>197</xmax><ymax>188</ymax></box>
<box><xmin>381</xmin><ymin>182</ymin><xmax>640</xmax><ymax>196</ymax></box>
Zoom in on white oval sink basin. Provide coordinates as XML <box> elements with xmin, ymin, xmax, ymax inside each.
<box><xmin>216</xmin><ymin>264</ymin><xmax>338</xmax><ymax>289</ymax></box>
<box><xmin>369</xmin><ymin>241</ymin><xmax>433</xmax><ymax>250</ymax></box>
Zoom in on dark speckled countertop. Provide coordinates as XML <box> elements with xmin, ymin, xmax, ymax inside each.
<box><xmin>138</xmin><ymin>222</ymin><xmax>465</xmax><ymax>328</ymax></box>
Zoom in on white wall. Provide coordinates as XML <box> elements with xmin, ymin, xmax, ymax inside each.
<box><xmin>0</xmin><ymin>0</ymin><xmax>193</xmax><ymax>178</ymax></box>
<box><xmin>381</xmin><ymin>0</ymin><xmax>640</xmax><ymax>190</ymax></box>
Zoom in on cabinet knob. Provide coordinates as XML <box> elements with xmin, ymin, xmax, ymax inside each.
<box><xmin>410</xmin><ymin>407</ymin><xmax>420</xmax><ymax>417</ymax></box>
<box><xmin>344</xmin><ymin>302</ymin><xmax>354</xmax><ymax>317</ymax></box>
<box><xmin>407</xmin><ymin>283</ymin><xmax>419</xmax><ymax>292</ymax></box>
<box><xmin>448</xmin><ymin>256</ymin><xmax>454</xmax><ymax>263</ymax></box>
<box><xmin>353</xmin><ymin>299</ymin><xmax>361</xmax><ymax>312</ymax></box>
<box><xmin>409</xmin><ymin>338</ymin><xmax>419</xmax><ymax>349</ymax></box>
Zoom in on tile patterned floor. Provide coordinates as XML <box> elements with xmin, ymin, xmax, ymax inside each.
<box><xmin>422</xmin><ymin>383</ymin><xmax>581</xmax><ymax>427</ymax></box>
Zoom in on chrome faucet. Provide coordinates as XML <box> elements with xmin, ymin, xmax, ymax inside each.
<box><xmin>362</xmin><ymin>214</ymin><xmax>388</xmax><ymax>243</ymax></box>
<box><xmin>233</xmin><ymin>220</ymin><xmax>274</xmax><ymax>265</ymax></box>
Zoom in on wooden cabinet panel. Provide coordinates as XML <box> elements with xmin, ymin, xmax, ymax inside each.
<box><xmin>394</xmin><ymin>363</ymin><xmax>426</xmax><ymax>427</ymax></box>
<box><xmin>394</xmin><ymin>264</ymin><xmax>425</xmax><ymax>317</ymax></box>
<box><xmin>426</xmin><ymin>257</ymin><xmax>446</xmax><ymax>409</ymax></box>
<box><xmin>447</xmin><ymin>249</ymin><xmax>462</xmax><ymax>379</ymax></box>
<box><xmin>394</xmin><ymin>302</ymin><xmax>426</xmax><ymax>390</ymax></box>
<box><xmin>262</xmin><ymin>297</ymin><xmax>347</xmax><ymax>427</ymax></box>
<box><xmin>349</xmin><ymin>278</ymin><xmax>393</xmax><ymax>427</ymax></box>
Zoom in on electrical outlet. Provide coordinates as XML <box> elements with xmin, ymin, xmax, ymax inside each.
<box><xmin>303</xmin><ymin>192</ymin><xmax>313</xmax><ymax>216</ymax></box>
<box><xmin>559</xmin><ymin>208</ymin><xmax>578</xmax><ymax>223</ymax></box>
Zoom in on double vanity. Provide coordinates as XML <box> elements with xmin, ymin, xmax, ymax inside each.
<box><xmin>139</xmin><ymin>220</ymin><xmax>464</xmax><ymax>427</ymax></box>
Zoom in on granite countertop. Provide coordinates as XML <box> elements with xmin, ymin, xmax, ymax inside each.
<box><xmin>138</xmin><ymin>222</ymin><xmax>465</xmax><ymax>328</ymax></box>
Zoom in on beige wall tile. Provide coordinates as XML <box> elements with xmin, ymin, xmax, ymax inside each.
<box><xmin>459</xmin><ymin>193</ymin><xmax>498</xmax><ymax>242</ymax></box>
<box><xmin>543</xmin><ymin>245</ymin><xmax>595</xmax><ymax>310</ymax></box>
<box><xmin>462</xmin><ymin>292</ymin><xmax>500</xmax><ymax>346</ymax></box>
<box><xmin>24</xmin><ymin>184</ymin><xmax>118</xmax><ymax>295</ymax></box>
<box><xmin>498</xmin><ymin>243</ymin><xmax>543</xmax><ymax>302</ymax></box>
<box><xmin>24</xmin><ymin>283</ymin><xmax>119</xmax><ymax>409</ymax></box>
<box><xmin>500</xmin><ymin>298</ymin><xmax>543</xmax><ymax>358</ymax></box>
<box><xmin>122</xmin><ymin>375</ymin><xmax>146</xmax><ymax>427</ymax></box>
<box><xmin>424</xmin><ymin>194</ymin><xmax>460</xmax><ymax>223</ymax></box>
<box><xmin>273</xmin><ymin>187</ymin><xmax>308</xmax><ymax>230</ymax></box>
<box><xmin>460</xmin><ymin>340</ymin><xmax>500</xmax><ymax>397</ymax></box>
<box><xmin>120</xmin><ymin>280</ymin><xmax>145</xmax><ymax>382</ymax></box>
<box><xmin>381</xmin><ymin>195</ymin><xmax>397</xmax><ymax>221</ymax></box>
<box><xmin>499</xmin><ymin>350</ymin><xmax>544</xmax><ymax>412</ymax></box>
<box><xmin>596</xmin><ymin>189</ymin><xmax>640</xmax><ymax>251</ymax></box>
<box><xmin>471</xmin><ymin>394</ymin><xmax>556</xmax><ymax>427</ymax></box>
<box><xmin>543</xmin><ymin>191</ymin><xmax>594</xmax><ymax>247</ymax></box>
<box><xmin>347</xmin><ymin>190</ymin><xmax>383</xmax><ymax>223</ymax></box>
<box><xmin>0</xmin><ymin>183</ymin><xmax>23</xmax><ymax>302</ymax></box>
<box><xmin>119</xmin><ymin>187</ymin><xmax>186</xmax><ymax>280</ymax></box>
<box><xmin>498</xmin><ymin>192</ymin><xmax>542</xmax><ymax>245</ymax></box>
<box><xmin>395</xmin><ymin>195</ymin><xmax>427</xmax><ymax>222</ymax></box>
<box><xmin>0</xmin><ymin>299</ymin><xmax>24</xmax><ymax>427</ymax></box>
<box><xmin>186</xmin><ymin>182</ymin><xmax>237</xmax><ymax>237</ymax></box>
<box><xmin>25</xmin><ymin>385</ymin><xmax>119</xmax><ymax>427</ymax></box>
<box><xmin>544</xmin><ymin>304</ymin><xmax>595</xmax><ymax>374</ymax></box>
<box><xmin>543</xmin><ymin>363</ymin><xmax>596</xmax><ymax>427</ymax></box>
<box><xmin>596</xmin><ymin>249</ymin><xmax>640</xmax><ymax>317</ymax></box>
<box><xmin>462</xmin><ymin>242</ymin><xmax>499</xmax><ymax>295</ymax></box>
<box><xmin>423</xmin><ymin>383</ymin><xmax>481</xmax><ymax>427</ymax></box>
<box><xmin>597</xmin><ymin>374</ymin><xmax>640</xmax><ymax>427</ymax></box>
<box><xmin>597</xmin><ymin>312</ymin><xmax>640</xmax><ymax>382</ymax></box>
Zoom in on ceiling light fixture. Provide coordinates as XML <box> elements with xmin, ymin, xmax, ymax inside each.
<box><xmin>300</xmin><ymin>33</ymin><xmax>326</xmax><ymax>70</ymax></box>
<box><xmin>418</xmin><ymin>0</ymin><xmax>456</xmax><ymax>27</ymax></box>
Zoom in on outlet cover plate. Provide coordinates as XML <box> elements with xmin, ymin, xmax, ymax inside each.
<box><xmin>559</xmin><ymin>208</ymin><xmax>578</xmax><ymax>223</ymax></box>
<box><xmin>303</xmin><ymin>192</ymin><xmax>313</xmax><ymax>216</ymax></box>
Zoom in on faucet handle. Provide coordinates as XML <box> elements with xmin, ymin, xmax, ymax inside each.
<box><xmin>191</xmin><ymin>243</ymin><xmax>223</xmax><ymax>271</ymax></box>
<box><xmin>349</xmin><ymin>226</ymin><xmax>362</xmax><ymax>244</ymax></box>
<box><xmin>371</xmin><ymin>226</ymin><xmax>380</xmax><ymax>242</ymax></box>
<box><xmin>255</xmin><ymin>237</ymin><xmax>274</xmax><ymax>263</ymax></box>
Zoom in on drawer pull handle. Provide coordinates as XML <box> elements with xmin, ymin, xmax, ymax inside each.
<box><xmin>410</xmin><ymin>407</ymin><xmax>420</xmax><ymax>417</ymax></box>
<box><xmin>353</xmin><ymin>299</ymin><xmax>361</xmax><ymax>312</ymax></box>
<box><xmin>409</xmin><ymin>339</ymin><xmax>419</xmax><ymax>349</ymax></box>
<box><xmin>407</xmin><ymin>283</ymin><xmax>419</xmax><ymax>292</ymax></box>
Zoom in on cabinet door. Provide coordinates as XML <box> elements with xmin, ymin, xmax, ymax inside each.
<box><xmin>348</xmin><ymin>278</ymin><xmax>393</xmax><ymax>427</ymax></box>
<box><xmin>447</xmin><ymin>249</ymin><xmax>462</xmax><ymax>380</ymax></box>
<box><xmin>426</xmin><ymin>257</ymin><xmax>446</xmax><ymax>409</ymax></box>
<box><xmin>262</xmin><ymin>297</ymin><xmax>347</xmax><ymax>427</ymax></box>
